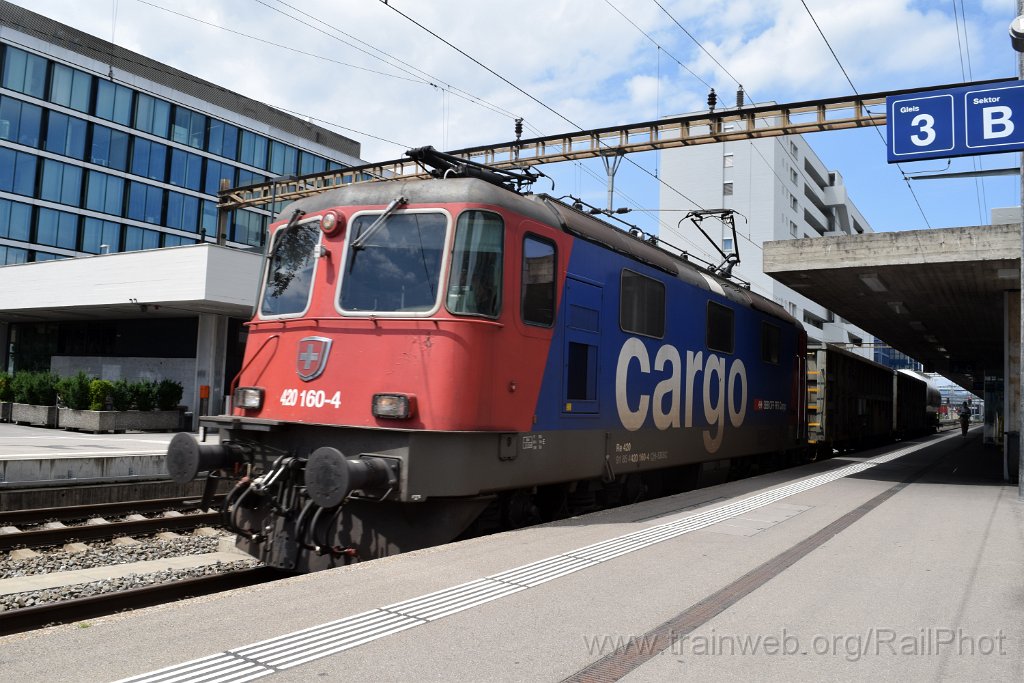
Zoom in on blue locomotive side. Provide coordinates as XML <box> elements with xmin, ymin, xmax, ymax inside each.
<box><xmin>531</xmin><ymin>235</ymin><xmax>804</xmax><ymax>469</ymax></box>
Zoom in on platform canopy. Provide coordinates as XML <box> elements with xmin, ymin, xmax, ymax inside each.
<box><xmin>763</xmin><ymin>223</ymin><xmax>1019</xmax><ymax>391</ymax></box>
<box><xmin>0</xmin><ymin>243</ymin><xmax>261</xmax><ymax>322</ymax></box>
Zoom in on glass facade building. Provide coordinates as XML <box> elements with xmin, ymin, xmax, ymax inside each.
<box><xmin>0</xmin><ymin>3</ymin><xmax>363</xmax><ymax>265</ymax></box>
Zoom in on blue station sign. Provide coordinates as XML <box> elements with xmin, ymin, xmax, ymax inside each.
<box><xmin>887</xmin><ymin>80</ymin><xmax>1024</xmax><ymax>163</ymax></box>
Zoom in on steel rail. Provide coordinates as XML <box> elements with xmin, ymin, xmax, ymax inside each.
<box><xmin>0</xmin><ymin>495</ymin><xmax>225</xmax><ymax>527</ymax></box>
<box><xmin>0</xmin><ymin>512</ymin><xmax>222</xmax><ymax>552</ymax></box>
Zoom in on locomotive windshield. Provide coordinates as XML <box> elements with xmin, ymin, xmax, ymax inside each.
<box><xmin>340</xmin><ymin>211</ymin><xmax>447</xmax><ymax>313</ymax></box>
<box><xmin>259</xmin><ymin>218</ymin><xmax>320</xmax><ymax>317</ymax></box>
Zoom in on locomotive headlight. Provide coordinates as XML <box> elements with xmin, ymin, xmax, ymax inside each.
<box><xmin>320</xmin><ymin>210</ymin><xmax>344</xmax><ymax>236</ymax></box>
<box><xmin>372</xmin><ymin>393</ymin><xmax>415</xmax><ymax>419</ymax></box>
<box><xmin>233</xmin><ymin>387</ymin><xmax>264</xmax><ymax>410</ymax></box>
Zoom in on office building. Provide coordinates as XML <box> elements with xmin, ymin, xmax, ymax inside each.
<box><xmin>0</xmin><ymin>3</ymin><xmax>364</xmax><ymax>419</ymax></box>
<box><xmin>658</xmin><ymin>124</ymin><xmax>875</xmax><ymax>357</ymax></box>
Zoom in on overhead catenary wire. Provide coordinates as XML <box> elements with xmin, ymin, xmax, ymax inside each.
<box><xmin>799</xmin><ymin>0</ymin><xmax>932</xmax><ymax>229</ymax></box>
<box><xmin>376</xmin><ymin>0</ymin><xmax>708</xmax><ymax>217</ymax></box>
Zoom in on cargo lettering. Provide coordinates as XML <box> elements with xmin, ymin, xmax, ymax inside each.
<box><xmin>615</xmin><ymin>337</ymin><xmax>747</xmax><ymax>453</ymax></box>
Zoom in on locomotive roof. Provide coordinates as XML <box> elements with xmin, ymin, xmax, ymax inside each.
<box><xmin>283</xmin><ymin>177</ymin><xmax>798</xmax><ymax>327</ymax></box>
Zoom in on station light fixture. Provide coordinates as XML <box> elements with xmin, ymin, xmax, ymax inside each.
<box><xmin>858</xmin><ymin>273</ymin><xmax>887</xmax><ymax>293</ymax></box>
<box><xmin>886</xmin><ymin>301</ymin><xmax>907</xmax><ymax>315</ymax></box>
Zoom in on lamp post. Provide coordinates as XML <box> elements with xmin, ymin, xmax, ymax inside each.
<box><xmin>1011</xmin><ymin>4</ymin><xmax>1024</xmax><ymax>499</ymax></box>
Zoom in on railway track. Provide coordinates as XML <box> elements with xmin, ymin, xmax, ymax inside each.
<box><xmin>0</xmin><ymin>497</ymin><xmax>225</xmax><ymax>552</ymax></box>
<box><xmin>0</xmin><ymin>566</ymin><xmax>280</xmax><ymax>637</ymax></box>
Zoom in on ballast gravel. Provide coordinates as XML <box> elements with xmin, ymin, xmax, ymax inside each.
<box><xmin>0</xmin><ymin>533</ymin><xmax>261</xmax><ymax>612</ymax></box>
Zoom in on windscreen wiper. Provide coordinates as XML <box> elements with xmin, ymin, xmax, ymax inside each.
<box><xmin>267</xmin><ymin>208</ymin><xmax>307</xmax><ymax>259</ymax></box>
<box><xmin>350</xmin><ymin>196</ymin><xmax>407</xmax><ymax>252</ymax></box>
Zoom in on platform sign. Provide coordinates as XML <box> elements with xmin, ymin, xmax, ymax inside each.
<box><xmin>887</xmin><ymin>81</ymin><xmax>1024</xmax><ymax>163</ymax></box>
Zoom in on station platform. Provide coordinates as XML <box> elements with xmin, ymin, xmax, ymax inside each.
<box><xmin>0</xmin><ymin>428</ymin><xmax>1020</xmax><ymax>682</ymax></box>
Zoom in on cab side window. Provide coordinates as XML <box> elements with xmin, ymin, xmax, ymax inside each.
<box><xmin>522</xmin><ymin>235</ymin><xmax>556</xmax><ymax>326</ymax></box>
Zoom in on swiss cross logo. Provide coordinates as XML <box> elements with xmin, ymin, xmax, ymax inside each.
<box><xmin>296</xmin><ymin>336</ymin><xmax>332</xmax><ymax>381</ymax></box>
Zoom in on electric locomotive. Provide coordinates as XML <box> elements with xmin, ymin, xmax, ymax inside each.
<box><xmin>168</xmin><ymin>149</ymin><xmax>805</xmax><ymax>572</ymax></box>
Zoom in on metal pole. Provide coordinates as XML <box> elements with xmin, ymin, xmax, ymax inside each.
<box><xmin>1018</xmin><ymin>0</ymin><xmax>1024</xmax><ymax>499</ymax></box>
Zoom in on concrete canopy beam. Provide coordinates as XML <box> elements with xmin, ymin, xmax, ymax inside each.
<box><xmin>764</xmin><ymin>223</ymin><xmax>1020</xmax><ymax>390</ymax></box>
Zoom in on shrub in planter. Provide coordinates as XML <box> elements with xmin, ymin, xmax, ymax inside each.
<box><xmin>155</xmin><ymin>379</ymin><xmax>184</xmax><ymax>411</ymax></box>
<box><xmin>0</xmin><ymin>372</ymin><xmax>11</xmax><ymax>402</ymax></box>
<box><xmin>12</xmin><ymin>371</ymin><xmax>58</xmax><ymax>405</ymax></box>
<box><xmin>57</xmin><ymin>372</ymin><xmax>93</xmax><ymax>410</ymax></box>
<box><xmin>89</xmin><ymin>380</ymin><xmax>114</xmax><ymax>411</ymax></box>
<box><xmin>110</xmin><ymin>380</ymin><xmax>133</xmax><ymax>411</ymax></box>
<box><xmin>11</xmin><ymin>371</ymin><xmax>33</xmax><ymax>404</ymax></box>
<box><xmin>131</xmin><ymin>380</ymin><xmax>157</xmax><ymax>412</ymax></box>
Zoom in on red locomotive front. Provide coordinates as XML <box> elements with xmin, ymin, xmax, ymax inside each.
<box><xmin>232</xmin><ymin>188</ymin><xmax>563</xmax><ymax>434</ymax></box>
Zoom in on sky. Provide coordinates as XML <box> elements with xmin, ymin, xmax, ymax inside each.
<box><xmin>9</xmin><ymin>0</ymin><xmax>1024</xmax><ymax>257</ymax></box>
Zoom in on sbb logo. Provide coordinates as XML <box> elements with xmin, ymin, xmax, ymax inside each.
<box><xmin>615</xmin><ymin>337</ymin><xmax>747</xmax><ymax>453</ymax></box>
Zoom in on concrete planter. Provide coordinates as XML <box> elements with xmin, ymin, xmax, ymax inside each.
<box><xmin>0</xmin><ymin>402</ymin><xmax>11</xmax><ymax>423</ymax></box>
<box><xmin>59</xmin><ymin>408</ymin><xmax>183</xmax><ymax>433</ymax></box>
<box><xmin>12</xmin><ymin>403</ymin><xmax>59</xmax><ymax>428</ymax></box>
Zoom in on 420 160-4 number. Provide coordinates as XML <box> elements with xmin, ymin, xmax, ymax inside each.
<box><xmin>280</xmin><ymin>388</ymin><xmax>341</xmax><ymax>408</ymax></box>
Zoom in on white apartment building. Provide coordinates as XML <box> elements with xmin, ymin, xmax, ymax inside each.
<box><xmin>658</xmin><ymin>128</ymin><xmax>875</xmax><ymax>357</ymax></box>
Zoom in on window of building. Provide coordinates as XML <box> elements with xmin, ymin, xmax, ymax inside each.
<box><xmin>134</xmin><ymin>93</ymin><xmax>170</xmax><ymax>137</ymax></box>
<box><xmin>171</xmin><ymin>106</ymin><xmax>206</xmax><ymax>149</ymax></box>
<box><xmin>761</xmin><ymin>322</ymin><xmax>780</xmax><ymax>364</ymax></box>
<box><xmin>81</xmin><ymin>217</ymin><xmax>121</xmax><ymax>254</ymax></box>
<box><xmin>49</xmin><ymin>63</ymin><xmax>92</xmax><ymax>113</ymax></box>
<box><xmin>723</xmin><ymin>153</ymin><xmax>734</xmax><ymax>168</ymax></box>
<box><xmin>0</xmin><ymin>245</ymin><xmax>28</xmax><ymax>264</ymax></box>
<box><xmin>620</xmin><ymin>269</ymin><xmax>665</xmax><ymax>338</ymax></box>
<box><xmin>0</xmin><ymin>95</ymin><xmax>42</xmax><ymax>147</ymax></box>
<box><xmin>126</xmin><ymin>181</ymin><xmax>164</xmax><ymax>224</ymax></box>
<box><xmin>131</xmin><ymin>137</ymin><xmax>168</xmax><ymax>181</ymax></box>
<box><xmin>236</xmin><ymin>167</ymin><xmax>267</xmax><ymax>187</ymax></box>
<box><xmin>446</xmin><ymin>210</ymin><xmax>503</xmax><ymax>318</ymax></box>
<box><xmin>521</xmin><ymin>235</ymin><xmax>556</xmax><ymax>327</ymax></box>
<box><xmin>85</xmin><ymin>170</ymin><xmax>125</xmax><ymax>215</ymax></box>
<box><xmin>165</xmin><ymin>191</ymin><xmax>200</xmax><ymax>232</ymax></box>
<box><xmin>162</xmin><ymin>233</ymin><xmax>196</xmax><ymax>248</ymax></box>
<box><xmin>2</xmin><ymin>47</ymin><xmax>47</xmax><ymax>99</ymax></box>
<box><xmin>299</xmin><ymin>151</ymin><xmax>327</xmax><ymax>175</ymax></box>
<box><xmin>0</xmin><ymin>197</ymin><xmax>32</xmax><ymax>241</ymax></box>
<box><xmin>94</xmin><ymin>80</ymin><xmax>133</xmax><ymax>126</ymax></box>
<box><xmin>36</xmin><ymin>207</ymin><xmax>79</xmax><ymax>249</ymax></box>
<box><xmin>238</xmin><ymin>130</ymin><xmax>268</xmax><ymax>169</ymax></box>
<box><xmin>169</xmin><ymin>148</ymin><xmax>203</xmax><ymax>190</ymax></box>
<box><xmin>268</xmin><ymin>140</ymin><xmax>298</xmax><ymax>176</ymax></box>
<box><xmin>206</xmin><ymin>118</ymin><xmax>238</xmax><ymax>159</ymax></box>
<box><xmin>200</xmin><ymin>199</ymin><xmax>217</xmax><ymax>237</ymax></box>
<box><xmin>33</xmin><ymin>250</ymin><xmax>64</xmax><ymax>262</ymax></box>
<box><xmin>204</xmin><ymin>159</ymin><xmax>235</xmax><ymax>195</ymax></box>
<box><xmin>231</xmin><ymin>209</ymin><xmax>266</xmax><ymax>247</ymax></box>
<box><xmin>789</xmin><ymin>194</ymin><xmax>798</xmax><ymax>211</ymax></box>
<box><xmin>90</xmin><ymin>124</ymin><xmax>129</xmax><ymax>170</ymax></box>
<box><xmin>706</xmin><ymin>301</ymin><xmax>734</xmax><ymax>354</ymax></box>
<box><xmin>44</xmin><ymin>111</ymin><xmax>87</xmax><ymax>159</ymax></box>
<box><xmin>39</xmin><ymin>159</ymin><xmax>83</xmax><ymax>206</ymax></box>
<box><xmin>789</xmin><ymin>140</ymin><xmax>798</xmax><ymax>158</ymax></box>
<box><xmin>0</xmin><ymin>148</ymin><xmax>37</xmax><ymax>196</ymax></box>
<box><xmin>789</xmin><ymin>167</ymin><xmax>798</xmax><ymax>184</ymax></box>
<box><xmin>789</xmin><ymin>220</ymin><xmax>798</xmax><ymax>237</ymax></box>
<box><xmin>723</xmin><ymin>181</ymin><xmax>733</xmax><ymax>196</ymax></box>
<box><xmin>723</xmin><ymin>237</ymin><xmax>734</xmax><ymax>252</ymax></box>
<box><xmin>124</xmin><ymin>225</ymin><xmax>161</xmax><ymax>251</ymax></box>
